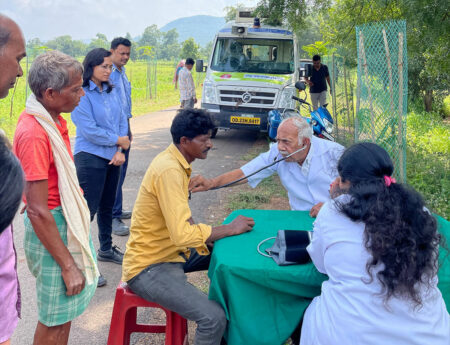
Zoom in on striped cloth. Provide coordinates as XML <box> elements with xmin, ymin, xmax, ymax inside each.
<box><xmin>24</xmin><ymin>207</ymin><xmax>97</xmax><ymax>326</ymax></box>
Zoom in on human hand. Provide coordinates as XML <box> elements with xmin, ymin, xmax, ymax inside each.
<box><xmin>62</xmin><ymin>263</ymin><xmax>86</xmax><ymax>296</ymax></box>
<box><xmin>229</xmin><ymin>215</ymin><xmax>255</xmax><ymax>235</ymax></box>
<box><xmin>309</xmin><ymin>202</ymin><xmax>324</xmax><ymax>218</ymax></box>
<box><xmin>117</xmin><ymin>136</ymin><xmax>130</xmax><ymax>150</ymax></box>
<box><xmin>189</xmin><ymin>175</ymin><xmax>214</xmax><ymax>192</ymax></box>
<box><xmin>109</xmin><ymin>151</ymin><xmax>126</xmax><ymax>166</ymax></box>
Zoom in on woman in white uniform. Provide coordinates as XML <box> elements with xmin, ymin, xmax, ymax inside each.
<box><xmin>300</xmin><ymin>142</ymin><xmax>449</xmax><ymax>345</ymax></box>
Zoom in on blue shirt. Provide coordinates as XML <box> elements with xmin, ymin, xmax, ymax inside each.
<box><xmin>71</xmin><ymin>80</ymin><xmax>128</xmax><ymax>160</ymax></box>
<box><xmin>110</xmin><ymin>64</ymin><xmax>132</xmax><ymax>119</ymax></box>
<box><xmin>240</xmin><ymin>136</ymin><xmax>344</xmax><ymax>211</ymax></box>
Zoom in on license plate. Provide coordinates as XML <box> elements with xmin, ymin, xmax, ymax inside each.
<box><xmin>230</xmin><ymin>116</ymin><xmax>261</xmax><ymax>125</ymax></box>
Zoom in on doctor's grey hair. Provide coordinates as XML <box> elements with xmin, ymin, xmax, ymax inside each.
<box><xmin>28</xmin><ymin>50</ymin><xmax>83</xmax><ymax>98</ymax></box>
<box><xmin>280</xmin><ymin>116</ymin><xmax>312</xmax><ymax>144</ymax></box>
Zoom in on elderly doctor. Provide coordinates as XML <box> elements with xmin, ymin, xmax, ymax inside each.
<box><xmin>189</xmin><ymin>116</ymin><xmax>344</xmax><ymax>217</ymax></box>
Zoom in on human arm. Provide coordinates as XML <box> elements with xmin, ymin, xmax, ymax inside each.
<box><xmin>25</xmin><ymin>180</ymin><xmax>85</xmax><ymax>295</ymax></box>
<box><xmin>157</xmin><ymin>169</ymin><xmax>213</xmax><ymax>249</ymax></box>
<box><xmin>189</xmin><ymin>169</ymin><xmax>247</xmax><ymax>192</ymax></box>
<box><xmin>309</xmin><ymin>202</ymin><xmax>324</xmax><ymax>218</ymax></box>
<box><xmin>71</xmin><ymin>93</ymin><xmax>129</xmax><ymax>148</ymax></box>
<box><xmin>208</xmin><ymin>215</ymin><xmax>254</xmax><ymax>243</ymax></box>
<box><xmin>109</xmin><ymin>151</ymin><xmax>126</xmax><ymax>166</ymax></box>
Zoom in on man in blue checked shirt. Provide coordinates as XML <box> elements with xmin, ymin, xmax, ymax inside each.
<box><xmin>110</xmin><ymin>37</ymin><xmax>133</xmax><ymax>235</ymax></box>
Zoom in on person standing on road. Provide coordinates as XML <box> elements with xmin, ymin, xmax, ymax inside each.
<box><xmin>0</xmin><ymin>15</ymin><xmax>26</xmax><ymax>345</ymax></box>
<box><xmin>71</xmin><ymin>48</ymin><xmax>129</xmax><ymax>288</ymax></box>
<box><xmin>110</xmin><ymin>37</ymin><xmax>133</xmax><ymax>235</ymax></box>
<box><xmin>306</xmin><ymin>55</ymin><xmax>331</xmax><ymax>111</ymax></box>
<box><xmin>173</xmin><ymin>59</ymin><xmax>185</xmax><ymax>90</ymax></box>
<box><xmin>13</xmin><ymin>50</ymin><xmax>99</xmax><ymax>345</ymax></box>
<box><xmin>178</xmin><ymin>58</ymin><xmax>197</xmax><ymax>109</ymax></box>
<box><xmin>122</xmin><ymin>109</ymin><xmax>254</xmax><ymax>345</ymax></box>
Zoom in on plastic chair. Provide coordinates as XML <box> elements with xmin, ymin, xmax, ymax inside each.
<box><xmin>107</xmin><ymin>282</ymin><xmax>188</xmax><ymax>345</ymax></box>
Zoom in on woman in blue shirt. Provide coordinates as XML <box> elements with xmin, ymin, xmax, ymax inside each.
<box><xmin>72</xmin><ymin>48</ymin><xmax>129</xmax><ymax>287</ymax></box>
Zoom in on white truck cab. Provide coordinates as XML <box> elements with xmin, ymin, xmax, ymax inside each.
<box><xmin>196</xmin><ymin>9</ymin><xmax>299</xmax><ymax>137</ymax></box>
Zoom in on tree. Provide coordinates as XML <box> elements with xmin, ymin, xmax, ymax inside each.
<box><xmin>180</xmin><ymin>38</ymin><xmax>200</xmax><ymax>60</ymax></box>
<box><xmin>223</xmin><ymin>3</ymin><xmax>246</xmax><ymax>22</ymax></box>
<box><xmin>256</xmin><ymin>0</ymin><xmax>450</xmax><ymax>111</ymax></box>
<box><xmin>200</xmin><ymin>41</ymin><xmax>214</xmax><ymax>60</ymax></box>
<box><xmin>159</xmin><ymin>29</ymin><xmax>180</xmax><ymax>60</ymax></box>
<box><xmin>319</xmin><ymin>0</ymin><xmax>449</xmax><ymax>111</ymax></box>
<box><xmin>125</xmin><ymin>32</ymin><xmax>138</xmax><ymax>61</ymax></box>
<box><xmin>88</xmin><ymin>33</ymin><xmax>109</xmax><ymax>51</ymax></box>
<box><xmin>302</xmin><ymin>41</ymin><xmax>335</xmax><ymax>57</ymax></box>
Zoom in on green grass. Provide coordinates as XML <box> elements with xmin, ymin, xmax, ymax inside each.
<box><xmin>227</xmin><ymin>174</ymin><xmax>288</xmax><ymax>210</ymax></box>
<box><xmin>406</xmin><ymin>109</ymin><xmax>449</xmax><ymax>219</ymax></box>
<box><xmin>0</xmin><ymin>59</ymin><xmax>205</xmax><ymax>140</ymax></box>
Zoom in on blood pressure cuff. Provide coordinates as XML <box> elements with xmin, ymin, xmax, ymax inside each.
<box><xmin>258</xmin><ymin>230</ymin><xmax>312</xmax><ymax>266</ymax></box>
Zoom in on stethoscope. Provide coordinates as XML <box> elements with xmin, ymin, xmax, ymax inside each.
<box><xmin>211</xmin><ymin>145</ymin><xmax>308</xmax><ymax>190</ymax></box>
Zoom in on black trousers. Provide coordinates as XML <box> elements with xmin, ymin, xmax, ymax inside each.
<box><xmin>74</xmin><ymin>151</ymin><xmax>120</xmax><ymax>252</ymax></box>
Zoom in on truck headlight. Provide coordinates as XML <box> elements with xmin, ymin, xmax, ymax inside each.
<box><xmin>323</xmin><ymin>118</ymin><xmax>333</xmax><ymax>133</ymax></box>
<box><xmin>202</xmin><ymin>80</ymin><xmax>217</xmax><ymax>104</ymax></box>
<box><xmin>278</xmin><ymin>87</ymin><xmax>295</xmax><ymax>109</ymax></box>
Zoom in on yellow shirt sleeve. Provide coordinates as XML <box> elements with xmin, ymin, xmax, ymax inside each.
<box><xmin>154</xmin><ymin>167</ymin><xmax>211</xmax><ymax>254</ymax></box>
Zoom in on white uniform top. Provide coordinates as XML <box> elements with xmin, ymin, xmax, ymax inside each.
<box><xmin>301</xmin><ymin>195</ymin><xmax>450</xmax><ymax>345</ymax></box>
<box><xmin>240</xmin><ymin>136</ymin><xmax>344</xmax><ymax>211</ymax></box>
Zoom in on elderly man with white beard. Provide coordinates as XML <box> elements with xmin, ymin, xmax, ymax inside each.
<box><xmin>189</xmin><ymin>117</ymin><xmax>344</xmax><ymax>217</ymax></box>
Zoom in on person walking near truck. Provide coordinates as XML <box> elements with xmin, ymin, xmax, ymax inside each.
<box><xmin>178</xmin><ymin>58</ymin><xmax>197</xmax><ymax>109</ymax></box>
<box><xmin>306</xmin><ymin>55</ymin><xmax>331</xmax><ymax>110</ymax></box>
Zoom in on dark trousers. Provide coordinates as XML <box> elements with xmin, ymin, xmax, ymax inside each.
<box><xmin>74</xmin><ymin>151</ymin><xmax>120</xmax><ymax>252</ymax></box>
<box><xmin>128</xmin><ymin>250</ymin><xmax>226</xmax><ymax>345</ymax></box>
<box><xmin>112</xmin><ymin>144</ymin><xmax>130</xmax><ymax>219</ymax></box>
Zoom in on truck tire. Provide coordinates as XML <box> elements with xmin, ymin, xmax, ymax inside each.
<box><xmin>211</xmin><ymin>128</ymin><xmax>218</xmax><ymax>138</ymax></box>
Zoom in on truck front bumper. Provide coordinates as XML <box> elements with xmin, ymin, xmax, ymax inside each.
<box><xmin>201</xmin><ymin>103</ymin><xmax>270</xmax><ymax>132</ymax></box>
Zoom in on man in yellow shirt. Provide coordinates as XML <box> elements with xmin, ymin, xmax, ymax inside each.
<box><xmin>122</xmin><ymin>108</ymin><xmax>254</xmax><ymax>345</ymax></box>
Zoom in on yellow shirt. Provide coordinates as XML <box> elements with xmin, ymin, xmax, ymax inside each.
<box><xmin>122</xmin><ymin>143</ymin><xmax>212</xmax><ymax>282</ymax></box>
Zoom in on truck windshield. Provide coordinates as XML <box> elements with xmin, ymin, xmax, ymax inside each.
<box><xmin>210</xmin><ymin>38</ymin><xmax>294</xmax><ymax>74</ymax></box>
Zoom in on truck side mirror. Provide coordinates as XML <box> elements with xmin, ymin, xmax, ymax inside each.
<box><xmin>196</xmin><ymin>60</ymin><xmax>204</xmax><ymax>73</ymax></box>
<box><xmin>304</xmin><ymin>63</ymin><xmax>313</xmax><ymax>77</ymax></box>
<box><xmin>295</xmin><ymin>81</ymin><xmax>306</xmax><ymax>91</ymax></box>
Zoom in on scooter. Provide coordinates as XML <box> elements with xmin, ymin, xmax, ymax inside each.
<box><xmin>268</xmin><ymin>81</ymin><xmax>335</xmax><ymax>141</ymax></box>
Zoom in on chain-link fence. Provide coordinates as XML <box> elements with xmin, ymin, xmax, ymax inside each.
<box><xmin>322</xmin><ymin>55</ymin><xmax>357</xmax><ymax>148</ymax></box>
<box><xmin>355</xmin><ymin>20</ymin><xmax>408</xmax><ymax>181</ymax></box>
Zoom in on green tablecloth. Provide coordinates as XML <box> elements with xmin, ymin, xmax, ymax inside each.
<box><xmin>208</xmin><ymin>209</ymin><xmax>450</xmax><ymax>345</ymax></box>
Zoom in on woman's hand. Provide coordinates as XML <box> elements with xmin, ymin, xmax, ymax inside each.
<box><xmin>117</xmin><ymin>136</ymin><xmax>130</xmax><ymax>150</ymax></box>
<box><xmin>109</xmin><ymin>151</ymin><xmax>126</xmax><ymax>166</ymax></box>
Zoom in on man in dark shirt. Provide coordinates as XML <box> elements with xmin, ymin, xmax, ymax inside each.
<box><xmin>306</xmin><ymin>55</ymin><xmax>331</xmax><ymax>110</ymax></box>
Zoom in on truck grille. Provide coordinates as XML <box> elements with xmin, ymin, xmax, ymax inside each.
<box><xmin>218</xmin><ymin>88</ymin><xmax>277</xmax><ymax>107</ymax></box>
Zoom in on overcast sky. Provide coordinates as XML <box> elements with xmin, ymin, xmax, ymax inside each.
<box><xmin>1</xmin><ymin>0</ymin><xmax>259</xmax><ymax>41</ymax></box>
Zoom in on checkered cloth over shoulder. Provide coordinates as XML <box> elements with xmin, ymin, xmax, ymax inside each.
<box><xmin>23</xmin><ymin>207</ymin><xmax>97</xmax><ymax>326</ymax></box>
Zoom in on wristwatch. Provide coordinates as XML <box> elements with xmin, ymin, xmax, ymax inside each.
<box><xmin>118</xmin><ymin>147</ymin><xmax>124</xmax><ymax>153</ymax></box>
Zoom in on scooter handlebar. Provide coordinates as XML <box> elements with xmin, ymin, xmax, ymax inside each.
<box><xmin>291</xmin><ymin>95</ymin><xmax>309</xmax><ymax>105</ymax></box>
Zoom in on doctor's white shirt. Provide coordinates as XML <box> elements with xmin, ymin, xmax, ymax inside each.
<box><xmin>240</xmin><ymin>135</ymin><xmax>344</xmax><ymax>210</ymax></box>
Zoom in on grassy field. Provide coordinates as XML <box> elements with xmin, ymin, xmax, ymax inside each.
<box><xmin>0</xmin><ymin>59</ymin><xmax>205</xmax><ymax>139</ymax></box>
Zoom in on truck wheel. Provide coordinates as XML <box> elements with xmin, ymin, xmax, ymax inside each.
<box><xmin>211</xmin><ymin>128</ymin><xmax>218</xmax><ymax>138</ymax></box>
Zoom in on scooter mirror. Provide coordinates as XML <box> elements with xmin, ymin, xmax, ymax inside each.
<box><xmin>295</xmin><ymin>81</ymin><xmax>306</xmax><ymax>91</ymax></box>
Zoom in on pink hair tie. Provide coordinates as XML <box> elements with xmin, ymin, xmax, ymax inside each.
<box><xmin>384</xmin><ymin>175</ymin><xmax>396</xmax><ymax>187</ymax></box>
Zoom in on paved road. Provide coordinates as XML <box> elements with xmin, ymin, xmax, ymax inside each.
<box><xmin>11</xmin><ymin>106</ymin><xmax>261</xmax><ymax>345</ymax></box>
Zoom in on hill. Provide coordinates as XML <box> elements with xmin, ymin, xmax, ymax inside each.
<box><xmin>160</xmin><ymin>15</ymin><xmax>226</xmax><ymax>47</ymax></box>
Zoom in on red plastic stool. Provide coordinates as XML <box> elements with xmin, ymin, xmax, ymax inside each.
<box><xmin>107</xmin><ymin>282</ymin><xmax>188</xmax><ymax>345</ymax></box>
